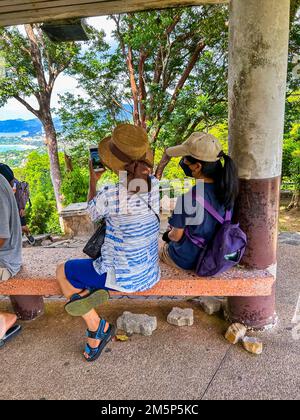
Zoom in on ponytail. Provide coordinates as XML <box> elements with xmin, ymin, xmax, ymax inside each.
<box><xmin>217</xmin><ymin>153</ymin><xmax>239</xmax><ymax>210</ymax></box>
<box><xmin>186</xmin><ymin>153</ymin><xmax>239</xmax><ymax>210</ymax></box>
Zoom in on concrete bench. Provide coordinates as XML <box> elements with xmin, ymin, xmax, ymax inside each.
<box><xmin>0</xmin><ymin>248</ymin><xmax>275</xmax><ymax>298</ymax></box>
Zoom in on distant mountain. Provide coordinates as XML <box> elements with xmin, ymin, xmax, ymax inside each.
<box><xmin>0</xmin><ymin>118</ymin><xmax>61</xmax><ymax>137</ymax></box>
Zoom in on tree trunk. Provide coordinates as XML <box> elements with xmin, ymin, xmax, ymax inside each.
<box><xmin>288</xmin><ymin>189</ymin><xmax>300</xmax><ymax>210</ymax></box>
<box><xmin>42</xmin><ymin>115</ymin><xmax>63</xmax><ymax>213</ymax></box>
<box><xmin>64</xmin><ymin>152</ymin><xmax>73</xmax><ymax>172</ymax></box>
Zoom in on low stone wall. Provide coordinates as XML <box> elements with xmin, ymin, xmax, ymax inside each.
<box><xmin>60</xmin><ymin>203</ymin><xmax>95</xmax><ymax>237</ymax></box>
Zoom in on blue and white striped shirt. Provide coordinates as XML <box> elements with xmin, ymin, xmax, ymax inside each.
<box><xmin>87</xmin><ymin>176</ymin><xmax>161</xmax><ymax>293</ymax></box>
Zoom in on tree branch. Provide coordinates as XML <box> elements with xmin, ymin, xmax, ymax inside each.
<box><xmin>14</xmin><ymin>95</ymin><xmax>40</xmax><ymax>119</ymax></box>
<box><xmin>138</xmin><ymin>49</ymin><xmax>148</xmax><ymax>129</ymax></box>
<box><xmin>168</xmin><ymin>41</ymin><xmax>206</xmax><ymax>114</ymax></box>
<box><xmin>25</xmin><ymin>24</ymin><xmax>48</xmax><ymax>103</ymax></box>
<box><xmin>1</xmin><ymin>30</ymin><xmax>31</xmax><ymax>57</ymax></box>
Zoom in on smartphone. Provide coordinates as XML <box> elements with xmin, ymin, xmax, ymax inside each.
<box><xmin>89</xmin><ymin>146</ymin><xmax>105</xmax><ymax>172</ymax></box>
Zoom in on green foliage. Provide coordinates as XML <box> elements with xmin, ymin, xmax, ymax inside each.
<box><xmin>11</xmin><ymin>150</ymin><xmax>119</xmax><ymax>234</ymax></box>
<box><xmin>283</xmin><ymin>136</ymin><xmax>298</xmax><ymax>179</ymax></box>
<box><xmin>1</xmin><ymin>4</ymin><xmax>300</xmax><ymax>232</ymax></box>
<box><xmin>61</xmin><ymin>167</ymin><xmax>89</xmax><ymax>205</ymax></box>
<box><xmin>0</xmin><ymin>25</ymin><xmax>81</xmax><ymax>108</ymax></box>
<box><xmin>18</xmin><ymin>151</ymin><xmax>61</xmax><ymax>234</ymax></box>
<box><xmin>59</xmin><ymin>6</ymin><xmax>229</xmax><ymax>150</ymax></box>
<box><xmin>291</xmin><ymin>148</ymin><xmax>300</xmax><ymax>191</ymax></box>
<box><xmin>285</xmin><ymin>123</ymin><xmax>300</xmax><ymax>192</ymax></box>
<box><xmin>27</xmin><ymin>192</ymin><xmax>57</xmax><ymax>234</ymax></box>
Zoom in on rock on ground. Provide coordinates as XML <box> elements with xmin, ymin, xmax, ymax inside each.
<box><xmin>116</xmin><ymin>311</ymin><xmax>157</xmax><ymax>336</ymax></box>
<box><xmin>199</xmin><ymin>298</ymin><xmax>222</xmax><ymax>316</ymax></box>
<box><xmin>225</xmin><ymin>323</ymin><xmax>247</xmax><ymax>345</ymax></box>
<box><xmin>167</xmin><ymin>307</ymin><xmax>194</xmax><ymax>327</ymax></box>
<box><xmin>242</xmin><ymin>337</ymin><xmax>263</xmax><ymax>355</ymax></box>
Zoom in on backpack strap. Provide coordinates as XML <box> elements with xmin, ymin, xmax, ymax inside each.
<box><xmin>193</xmin><ymin>193</ymin><xmax>225</xmax><ymax>224</ymax></box>
<box><xmin>185</xmin><ymin>228</ymin><xmax>206</xmax><ymax>248</ymax></box>
<box><xmin>225</xmin><ymin>210</ymin><xmax>232</xmax><ymax>222</ymax></box>
<box><xmin>185</xmin><ymin>192</ymin><xmax>232</xmax><ymax>248</ymax></box>
<box><xmin>193</xmin><ymin>191</ymin><xmax>232</xmax><ymax>224</ymax></box>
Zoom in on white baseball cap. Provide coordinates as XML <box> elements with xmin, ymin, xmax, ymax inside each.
<box><xmin>166</xmin><ymin>132</ymin><xmax>223</xmax><ymax>162</ymax></box>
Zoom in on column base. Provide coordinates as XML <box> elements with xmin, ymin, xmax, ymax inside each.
<box><xmin>10</xmin><ymin>296</ymin><xmax>44</xmax><ymax>321</ymax></box>
<box><xmin>227</xmin><ymin>292</ymin><xmax>277</xmax><ymax>331</ymax></box>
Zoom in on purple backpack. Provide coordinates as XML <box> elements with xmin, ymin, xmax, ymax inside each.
<box><xmin>14</xmin><ymin>179</ymin><xmax>31</xmax><ymax>211</ymax></box>
<box><xmin>185</xmin><ymin>194</ymin><xmax>247</xmax><ymax>277</ymax></box>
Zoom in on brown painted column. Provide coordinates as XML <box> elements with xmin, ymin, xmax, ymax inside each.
<box><xmin>228</xmin><ymin>0</ymin><xmax>290</xmax><ymax>328</ymax></box>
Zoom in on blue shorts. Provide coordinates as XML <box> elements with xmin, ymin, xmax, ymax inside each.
<box><xmin>65</xmin><ymin>259</ymin><xmax>113</xmax><ymax>291</ymax></box>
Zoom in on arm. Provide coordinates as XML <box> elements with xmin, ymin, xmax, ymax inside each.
<box><xmin>168</xmin><ymin>228</ymin><xmax>185</xmax><ymax>243</ymax></box>
<box><xmin>87</xmin><ymin>160</ymin><xmax>105</xmax><ymax>202</ymax></box>
<box><xmin>155</xmin><ymin>151</ymin><xmax>171</xmax><ymax>181</ymax></box>
<box><xmin>165</xmin><ymin>194</ymin><xmax>189</xmax><ymax>243</ymax></box>
<box><xmin>0</xmin><ymin>192</ymin><xmax>10</xmax><ymax>247</ymax></box>
<box><xmin>87</xmin><ymin>161</ymin><xmax>110</xmax><ymax>223</ymax></box>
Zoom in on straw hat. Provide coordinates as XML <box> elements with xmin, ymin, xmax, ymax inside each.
<box><xmin>167</xmin><ymin>132</ymin><xmax>223</xmax><ymax>163</ymax></box>
<box><xmin>98</xmin><ymin>124</ymin><xmax>154</xmax><ymax>173</ymax></box>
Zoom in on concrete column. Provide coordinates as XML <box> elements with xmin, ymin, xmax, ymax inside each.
<box><xmin>228</xmin><ymin>0</ymin><xmax>290</xmax><ymax>328</ymax></box>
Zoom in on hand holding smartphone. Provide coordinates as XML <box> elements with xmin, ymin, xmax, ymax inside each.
<box><xmin>89</xmin><ymin>146</ymin><xmax>105</xmax><ymax>173</ymax></box>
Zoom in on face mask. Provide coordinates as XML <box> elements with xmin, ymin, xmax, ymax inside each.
<box><xmin>180</xmin><ymin>158</ymin><xmax>193</xmax><ymax>177</ymax></box>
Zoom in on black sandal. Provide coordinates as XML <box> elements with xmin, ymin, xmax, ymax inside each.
<box><xmin>84</xmin><ymin>319</ymin><xmax>115</xmax><ymax>362</ymax></box>
<box><xmin>65</xmin><ymin>289</ymin><xmax>109</xmax><ymax>317</ymax></box>
<box><xmin>0</xmin><ymin>325</ymin><xmax>22</xmax><ymax>348</ymax></box>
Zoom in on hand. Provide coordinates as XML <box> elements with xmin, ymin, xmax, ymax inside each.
<box><xmin>22</xmin><ymin>226</ymin><xmax>30</xmax><ymax>235</ymax></box>
<box><xmin>19</xmin><ymin>209</ymin><xmax>26</xmax><ymax>218</ymax></box>
<box><xmin>89</xmin><ymin>160</ymin><xmax>106</xmax><ymax>184</ymax></box>
<box><xmin>162</xmin><ymin>231</ymin><xmax>171</xmax><ymax>244</ymax></box>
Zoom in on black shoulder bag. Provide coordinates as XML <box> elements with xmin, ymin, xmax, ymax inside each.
<box><xmin>83</xmin><ymin>220</ymin><xmax>106</xmax><ymax>260</ymax></box>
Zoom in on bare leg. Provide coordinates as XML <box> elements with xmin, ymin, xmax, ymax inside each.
<box><xmin>82</xmin><ymin>309</ymin><xmax>109</xmax><ymax>359</ymax></box>
<box><xmin>56</xmin><ymin>262</ymin><xmax>84</xmax><ymax>300</ymax></box>
<box><xmin>56</xmin><ymin>263</ymin><xmax>109</xmax><ymax>358</ymax></box>
<box><xmin>0</xmin><ymin>312</ymin><xmax>17</xmax><ymax>339</ymax></box>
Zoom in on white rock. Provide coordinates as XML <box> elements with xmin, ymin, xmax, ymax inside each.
<box><xmin>167</xmin><ymin>307</ymin><xmax>194</xmax><ymax>327</ymax></box>
<box><xmin>199</xmin><ymin>298</ymin><xmax>222</xmax><ymax>315</ymax></box>
<box><xmin>116</xmin><ymin>311</ymin><xmax>157</xmax><ymax>336</ymax></box>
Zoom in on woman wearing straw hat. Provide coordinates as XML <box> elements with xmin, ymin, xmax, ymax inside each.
<box><xmin>56</xmin><ymin>124</ymin><xmax>161</xmax><ymax>362</ymax></box>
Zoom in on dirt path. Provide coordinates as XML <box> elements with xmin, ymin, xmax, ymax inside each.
<box><xmin>279</xmin><ymin>197</ymin><xmax>300</xmax><ymax>232</ymax></box>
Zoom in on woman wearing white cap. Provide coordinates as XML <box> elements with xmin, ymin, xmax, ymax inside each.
<box><xmin>160</xmin><ymin>132</ymin><xmax>239</xmax><ymax>271</ymax></box>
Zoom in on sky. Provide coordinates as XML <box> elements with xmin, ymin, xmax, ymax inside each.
<box><xmin>0</xmin><ymin>16</ymin><xmax>116</xmax><ymax>121</ymax></box>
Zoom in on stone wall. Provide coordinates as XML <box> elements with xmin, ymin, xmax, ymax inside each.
<box><xmin>60</xmin><ymin>203</ymin><xmax>95</xmax><ymax>237</ymax></box>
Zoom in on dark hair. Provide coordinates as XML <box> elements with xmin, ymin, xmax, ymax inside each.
<box><xmin>0</xmin><ymin>163</ymin><xmax>14</xmax><ymax>184</ymax></box>
<box><xmin>186</xmin><ymin>153</ymin><xmax>239</xmax><ymax>210</ymax></box>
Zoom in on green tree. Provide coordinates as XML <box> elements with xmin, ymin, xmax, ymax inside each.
<box><xmin>0</xmin><ymin>25</ymin><xmax>81</xmax><ymax>212</ymax></box>
<box><xmin>59</xmin><ymin>6</ymin><xmax>228</xmax><ymax>156</ymax></box>
<box><xmin>19</xmin><ymin>151</ymin><xmax>61</xmax><ymax>234</ymax></box>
